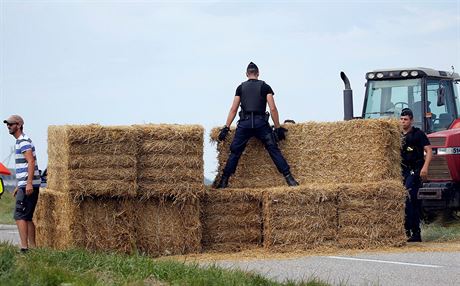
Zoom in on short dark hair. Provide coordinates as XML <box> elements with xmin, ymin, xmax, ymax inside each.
<box><xmin>401</xmin><ymin>108</ymin><xmax>413</xmax><ymax>119</ymax></box>
<box><xmin>246</xmin><ymin>62</ymin><xmax>259</xmax><ymax>74</ymax></box>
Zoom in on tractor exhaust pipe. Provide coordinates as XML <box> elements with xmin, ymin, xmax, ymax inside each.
<box><xmin>341</xmin><ymin>71</ymin><xmax>354</xmax><ymax>120</ymax></box>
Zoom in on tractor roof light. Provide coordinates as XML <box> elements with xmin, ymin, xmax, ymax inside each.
<box><xmin>410</xmin><ymin>70</ymin><xmax>419</xmax><ymax>77</ymax></box>
<box><xmin>376</xmin><ymin>72</ymin><xmax>384</xmax><ymax>78</ymax></box>
<box><xmin>368</xmin><ymin>73</ymin><xmax>375</xmax><ymax>79</ymax></box>
<box><xmin>401</xmin><ymin>71</ymin><xmax>409</xmax><ymax>77</ymax></box>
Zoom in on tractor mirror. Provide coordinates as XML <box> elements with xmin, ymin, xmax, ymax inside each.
<box><xmin>437</xmin><ymin>86</ymin><xmax>445</xmax><ymax>106</ymax></box>
<box><xmin>0</xmin><ymin>178</ymin><xmax>4</xmax><ymax>199</ymax></box>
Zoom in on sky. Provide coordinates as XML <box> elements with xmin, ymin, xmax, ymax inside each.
<box><xmin>1</xmin><ymin>0</ymin><xmax>459</xmax><ymax>180</ymax></box>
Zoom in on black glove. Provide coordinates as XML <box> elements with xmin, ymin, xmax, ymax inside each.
<box><xmin>218</xmin><ymin>126</ymin><xmax>230</xmax><ymax>141</ymax></box>
<box><xmin>274</xmin><ymin>127</ymin><xmax>287</xmax><ymax>142</ymax></box>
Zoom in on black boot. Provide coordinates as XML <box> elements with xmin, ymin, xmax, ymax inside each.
<box><xmin>216</xmin><ymin>175</ymin><xmax>229</xmax><ymax>189</ymax></box>
<box><xmin>407</xmin><ymin>231</ymin><xmax>421</xmax><ymax>242</ymax></box>
<box><xmin>405</xmin><ymin>230</ymin><xmax>411</xmax><ymax>239</ymax></box>
<box><xmin>284</xmin><ymin>173</ymin><xmax>299</xmax><ymax>187</ymax></box>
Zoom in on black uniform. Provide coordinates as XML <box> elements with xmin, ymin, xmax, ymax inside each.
<box><xmin>221</xmin><ymin>79</ymin><xmax>291</xmax><ymax>177</ymax></box>
<box><xmin>401</xmin><ymin>126</ymin><xmax>430</xmax><ymax>238</ymax></box>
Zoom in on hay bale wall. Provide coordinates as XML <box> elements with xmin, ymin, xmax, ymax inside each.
<box><xmin>47</xmin><ymin>125</ymin><xmax>138</xmax><ymax>197</ymax></box>
<box><xmin>337</xmin><ymin>180</ymin><xmax>406</xmax><ymax>248</ymax></box>
<box><xmin>263</xmin><ymin>185</ymin><xmax>338</xmax><ymax>252</ymax></box>
<box><xmin>211</xmin><ymin>119</ymin><xmax>401</xmax><ymax>188</ymax></box>
<box><xmin>201</xmin><ymin>189</ymin><xmax>263</xmax><ymax>252</ymax></box>
<box><xmin>135</xmin><ymin>124</ymin><xmax>204</xmax><ymax>198</ymax></box>
<box><xmin>35</xmin><ymin>189</ymin><xmax>202</xmax><ymax>256</ymax></box>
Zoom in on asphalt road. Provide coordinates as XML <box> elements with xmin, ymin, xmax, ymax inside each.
<box><xmin>2</xmin><ymin>225</ymin><xmax>459</xmax><ymax>285</ymax></box>
<box><xmin>212</xmin><ymin>251</ymin><xmax>460</xmax><ymax>286</ymax></box>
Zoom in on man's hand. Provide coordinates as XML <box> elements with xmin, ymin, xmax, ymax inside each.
<box><xmin>274</xmin><ymin>127</ymin><xmax>288</xmax><ymax>142</ymax></box>
<box><xmin>13</xmin><ymin>187</ymin><xmax>18</xmax><ymax>197</ymax></box>
<box><xmin>420</xmin><ymin>167</ymin><xmax>429</xmax><ymax>181</ymax></box>
<box><xmin>218</xmin><ymin>126</ymin><xmax>230</xmax><ymax>141</ymax></box>
<box><xmin>25</xmin><ymin>183</ymin><xmax>33</xmax><ymax>196</ymax></box>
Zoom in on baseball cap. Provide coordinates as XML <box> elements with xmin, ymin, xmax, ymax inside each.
<box><xmin>3</xmin><ymin>115</ymin><xmax>24</xmax><ymax>126</ymax></box>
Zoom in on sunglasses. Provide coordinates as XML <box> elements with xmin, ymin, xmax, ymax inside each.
<box><xmin>6</xmin><ymin>122</ymin><xmax>18</xmax><ymax>127</ymax></box>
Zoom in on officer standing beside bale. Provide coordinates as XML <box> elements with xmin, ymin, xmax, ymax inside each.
<box><xmin>216</xmin><ymin>62</ymin><xmax>299</xmax><ymax>188</ymax></box>
<box><xmin>400</xmin><ymin>108</ymin><xmax>432</xmax><ymax>242</ymax></box>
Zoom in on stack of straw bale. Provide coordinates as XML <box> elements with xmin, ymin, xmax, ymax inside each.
<box><xmin>201</xmin><ymin>189</ymin><xmax>263</xmax><ymax>252</ymax></box>
<box><xmin>47</xmin><ymin>125</ymin><xmax>137</xmax><ymax>197</ymax></box>
<box><xmin>207</xmin><ymin>119</ymin><xmax>407</xmax><ymax>251</ymax></box>
<box><xmin>338</xmin><ymin>180</ymin><xmax>406</xmax><ymax>248</ymax></box>
<box><xmin>37</xmin><ymin>124</ymin><xmax>204</xmax><ymax>256</ymax></box>
<box><xmin>211</xmin><ymin>119</ymin><xmax>401</xmax><ymax>188</ymax></box>
<box><xmin>35</xmin><ymin>189</ymin><xmax>136</xmax><ymax>253</ymax></box>
<box><xmin>263</xmin><ymin>185</ymin><xmax>338</xmax><ymax>252</ymax></box>
<box><xmin>135</xmin><ymin>124</ymin><xmax>204</xmax><ymax>198</ymax></box>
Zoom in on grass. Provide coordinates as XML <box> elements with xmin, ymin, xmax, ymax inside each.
<box><xmin>0</xmin><ymin>192</ymin><xmax>15</xmax><ymax>224</ymax></box>
<box><xmin>422</xmin><ymin>219</ymin><xmax>460</xmax><ymax>242</ymax></box>
<box><xmin>0</xmin><ymin>243</ymin><xmax>329</xmax><ymax>286</ymax></box>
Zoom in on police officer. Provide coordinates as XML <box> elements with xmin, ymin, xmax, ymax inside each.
<box><xmin>216</xmin><ymin>62</ymin><xmax>299</xmax><ymax>188</ymax></box>
<box><xmin>400</xmin><ymin>108</ymin><xmax>432</xmax><ymax>242</ymax></box>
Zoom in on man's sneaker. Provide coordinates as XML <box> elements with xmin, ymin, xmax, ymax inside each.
<box><xmin>284</xmin><ymin>173</ymin><xmax>299</xmax><ymax>187</ymax></box>
<box><xmin>216</xmin><ymin>175</ymin><xmax>229</xmax><ymax>189</ymax></box>
<box><xmin>19</xmin><ymin>248</ymin><xmax>29</xmax><ymax>254</ymax></box>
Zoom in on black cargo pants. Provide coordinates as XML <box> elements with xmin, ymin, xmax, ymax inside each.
<box><xmin>222</xmin><ymin>116</ymin><xmax>290</xmax><ymax>177</ymax></box>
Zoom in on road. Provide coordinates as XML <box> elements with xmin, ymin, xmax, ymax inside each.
<box><xmin>212</xmin><ymin>251</ymin><xmax>460</xmax><ymax>286</ymax></box>
<box><xmin>2</xmin><ymin>224</ymin><xmax>459</xmax><ymax>285</ymax></box>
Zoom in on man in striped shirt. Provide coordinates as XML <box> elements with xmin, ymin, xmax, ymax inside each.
<box><xmin>4</xmin><ymin>115</ymin><xmax>41</xmax><ymax>253</ymax></box>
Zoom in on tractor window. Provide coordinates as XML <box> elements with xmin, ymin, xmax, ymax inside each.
<box><xmin>426</xmin><ymin>79</ymin><xmax>456</xmax><ymax>132</ymax></box>
<box><xmin>364</xmin><ymin>79</ymin><xmax>422</xmax><ymax>128</ymax></box>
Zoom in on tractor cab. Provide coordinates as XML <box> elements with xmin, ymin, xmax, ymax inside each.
<box><xmin>361</xmin><ymin>68</ymin><xmax>460</xmax><ymax>133</ymax></box>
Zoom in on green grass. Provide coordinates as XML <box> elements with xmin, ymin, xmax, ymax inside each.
<box><xmin>422</xmin><ymin>220</ymin><xmax>460</xmax><ymax>242</ymax></box>
<box><xmin>0</xmin><ymin>192</ymin><xmax>15</xmax><ymax>224</ymax></box>
<box><xmin>0</xmin><ymin>243</ymin><xmax>329</xmax><ymax>286</ymax></box>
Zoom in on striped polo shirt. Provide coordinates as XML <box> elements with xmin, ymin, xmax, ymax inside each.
<box><xmin>15</xmin><ymin>134</ymin><xmax>41</xmax><ymax>188</ymax></box>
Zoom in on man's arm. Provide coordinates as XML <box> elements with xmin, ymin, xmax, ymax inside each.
<box><xmin>267</xmin><ymin>94</ymin><xmax>281</xmax><ymax>128</ymax></box>
<box><xmin>420</xmin><ymin>145</ymin><xmax>432</xmax><ymax>181</ymax></box>
<box><xmin>225</xmin><ymin>96</ymin><xmax>240</xmax><ymax>127</ymax></box>
<box><xmin>23</xmin><ymin>149</ymin><xmax>35</xmax><ymax>195</ymax></box>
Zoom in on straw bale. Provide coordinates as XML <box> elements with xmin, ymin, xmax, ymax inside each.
<box><xmin>47</xmin><ymin>125</ymin><xmax>138</xmax><ymax>197</ymax></box>
<box><xmin>201</xmin><ymin>189</ymin><xmax>263</xmax><ymax>252</ymax></box>
<box><xmin>135</xmin><ymin>124</ymin><xmax>203</xmax><ymax>141</ymax></box>
<box><xmin>34</xmin><ymin>189</ymin><xmax>57</xmax><ymax>248</ymax></box>
<box><xmin>134</xmin><ymin>196</ymin><xmax>202</xmax><ymax>257</ymax></box>
<box><xmin>35</xmin><ymin>189</ymin><xmax>136</xmax><ymax>253</ymax></box>
<box><xmin>263</xmin><ymin>185</ymin><xmax>338</xmax><ymax>252</ymax></box>
<box><xmin>134</xmin><ymin>124</ymin><xmax>205</xmax><ymax>197</ymax></box>
<box><xmin>337</xmin><ymin>180</ymin><xmax>406</xmax><ymax>248</ymax></box>
<box><xmin>211</xmin><ymin>119</ymin><xmax>401</xmax><ymax>188</ymax></box>
<box><xmin>138</xmin><ymin>154</ymin><xmax>202</xmax><ymax>169</ymax></box>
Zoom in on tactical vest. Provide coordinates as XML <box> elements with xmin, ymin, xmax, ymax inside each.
<box><xmin>240</xmin><ymin>80</ymin><xmax>266</xmax><ymax>113</ymax></box>
<box><xmin>401</xmin><ymin>127</ymin><xmax>425</xmax><ymax>170</ymax></box>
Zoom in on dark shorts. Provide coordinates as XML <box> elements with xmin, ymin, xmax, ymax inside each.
<box><xmin>14</xmin><ymin>187</ymin><xmax>40</xmax><ymax>221</ymax></box>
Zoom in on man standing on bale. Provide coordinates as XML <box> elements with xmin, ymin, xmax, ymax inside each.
<box><xmin>4</xmin><ymin>115</ymin><xmax>41</xmax><ymax>253</ymax></box>
<box><xmin>216</xmin><ymin>62</ymin><xmax>299</xmax><ymax>188</ymax></box>
<box><xmin>400</xmin><ymin>108</ymin><xmax>432</xmax><ymax>242</ymax></box>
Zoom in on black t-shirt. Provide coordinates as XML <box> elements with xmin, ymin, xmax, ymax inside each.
<box><xmin>401</xmin><ymin>127</ymin><xmax>430</xmax><ymax>169</ymax></box>
<box><xmin>235</xmin><ymin>79</ymin><xmax>274</xmax><ymax>97</ymax></box>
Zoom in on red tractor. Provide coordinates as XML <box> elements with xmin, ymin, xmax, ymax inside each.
<box><xmin>341</xmin><ymin>67</ymin><xmax>460</xmax><ymax>219</ymax></box>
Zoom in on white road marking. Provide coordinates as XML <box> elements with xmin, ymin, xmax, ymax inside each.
<box><xmin>327</xmin><ymin>256</ymin><xmax>443</xmax><ymax>268</ymax></box>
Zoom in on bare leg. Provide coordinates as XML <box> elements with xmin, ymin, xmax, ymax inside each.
<box><xmin>27</xmin><ymin>221</ymin><xmax>36</xmax><ymax>248</ymax></box>
<box><xmin>16</xmin><ymin>220</ymin><xmax>28</xmax><ymax>249</ymax></box>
